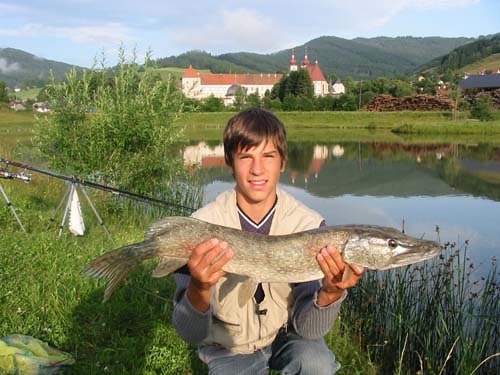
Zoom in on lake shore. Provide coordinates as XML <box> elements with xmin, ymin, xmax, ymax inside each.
<box><xmin>178</xmin><ymin>110</ymin><xmax>500</xmax><ymax>143</ymax></box>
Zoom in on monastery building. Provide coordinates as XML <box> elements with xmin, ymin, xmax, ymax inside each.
<box><xmin>181</xmin><ymin>49</ymin><xmax>344</xmax><ymax>105</ymax></box>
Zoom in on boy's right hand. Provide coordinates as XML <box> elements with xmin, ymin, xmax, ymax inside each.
<box><xmin>187</xmin><ymin>238</ymin><xmax>234</xmax><ymax>312</ymax></box>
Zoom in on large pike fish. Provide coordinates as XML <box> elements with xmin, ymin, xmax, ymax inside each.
<box><xmin>84</xmin><ymin>216</ymin><xmax>441</xmax><ymax>304</ymax></box>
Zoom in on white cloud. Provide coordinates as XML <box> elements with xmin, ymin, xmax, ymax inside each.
<box><xmin>0</xmin><ymin>58</ymin><xmax>22</xmax><ymax>73</ymax></box>
<box><xmin>173</xmin><ymin>8</ymin><xmax>285</xmax><ymax>53</ymax></box>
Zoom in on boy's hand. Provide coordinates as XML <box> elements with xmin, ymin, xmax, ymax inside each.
<box><xmin>187</xmin><ymin>238</ymin><xmax>234</xmax><ymax>312</ymax></box>
<box><xmin>316</xmin><ymin>245</ymin><xmax>365</xmax><ymax>306</ymax></box>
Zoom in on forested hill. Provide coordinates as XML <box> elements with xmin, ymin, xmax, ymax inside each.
<box><xmin>0</xmin><ymin>48</ymin><xmax>79</xmax><ymax>87</ymax></box>
<box><xmin>420</xmin><ymin>33</ymin><xmax>500</xmax><ymax>73</ymax></box>
<box><xmin>156</xmin><ymin>35</ymin><xmax>473</xmax><ymax>79</ymax></box>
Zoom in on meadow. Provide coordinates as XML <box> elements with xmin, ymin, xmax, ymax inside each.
<box><xmin>1</xmin><ymin>108</ymin><xmax>499</xmax><ymax>374</ymax></box>
<box><xmin>179</xmin><ymin>110</ymin><xmax>500</xmax><ymax>144</ymax></box>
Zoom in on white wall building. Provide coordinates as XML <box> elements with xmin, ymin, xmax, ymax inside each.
<box><xmin>181</xmin><ymin>49</ymin><xmax>341</xmax><ymax>104</ymax></box>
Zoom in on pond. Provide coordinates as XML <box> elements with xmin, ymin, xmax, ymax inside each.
<box><xmin>184</xmin><ymin>140</ymin><xmax>500</xmax><ymax>270</ymax></box>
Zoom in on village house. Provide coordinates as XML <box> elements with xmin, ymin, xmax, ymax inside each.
<box><xmin>9</xmin><ymin>100</ymin><xmax>27</xmax><ymax>111</ymax></box>
<box><xmin>460</xmin><ymin>73</ymin><xmax>500</xmax><ymax>90</ymax></box>
<box><xmin>181</xmin><ymin>49</ymin><xmax>343</xmax><ymax>104</ymax></box>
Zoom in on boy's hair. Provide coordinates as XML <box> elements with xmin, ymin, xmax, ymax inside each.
<box><xmin>223</xmin><ymin>108</ymin><xmax>287</xmax><ymax>168</ymax></box>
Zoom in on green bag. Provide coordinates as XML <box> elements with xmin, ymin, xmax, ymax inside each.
<box><xmin>0</xmin><ymin>335</ymin><xmax>74</xmax><ymax>375</ymax></box>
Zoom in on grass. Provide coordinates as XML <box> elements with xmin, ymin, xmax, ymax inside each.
<box><xmin>2</xmin><ymin>179</ymin><xmax>498</xmax><ymax>374</ymax></box>
<box><xmin>11</xmin><ymin>88</ymin><xmax>41</xmax><ymax>101</ymax></box>
<box><xmin>178</xmin><ymin>111</ymin><xmax>500</xmax><ymax>143</ymax></box>
<box><xmin>0</xmin><ymin>179</ymin><xmax>377</xmax><ymax>374</ymax></box>
<box><xmin>457</xmin><ymin>53</ymin><xmax>500</xmax><ymax>76</ymax></box>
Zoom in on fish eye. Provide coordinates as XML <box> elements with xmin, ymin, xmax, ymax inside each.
<box><xmin>388</xmin><ymin>239</ymin><xmax>398</xmax><ymax>248</ymax></box>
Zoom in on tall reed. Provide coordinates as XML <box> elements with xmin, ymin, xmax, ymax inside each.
<box><xmin>341</xmin><ymin>238</ymin><xmax>499</xmax><ymax>374</ymax></box>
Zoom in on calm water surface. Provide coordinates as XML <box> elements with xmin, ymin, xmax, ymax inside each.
<box><xmin>184</xmin><ymin>140</ymin><xmax>500</xmax><ymax>268</ymax></box>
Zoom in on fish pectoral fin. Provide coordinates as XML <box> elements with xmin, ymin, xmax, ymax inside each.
<box><xmin>238</xmin><ymin>278</ymin><xmax>259</xmax><ymax>308</ymax></box>
<box><xmin>152</xmin><ymin>257</ymin><xmax>187</xmax><ymax>278</ymax></box>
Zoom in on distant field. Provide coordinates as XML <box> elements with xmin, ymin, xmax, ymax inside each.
<box><xmin>460</xmin><ymin>52</ymin><xmax>500</xmax><ymax>74</ymax></box>
<box><xmin>2</xmin><ymin>108</ymin><xmax>500</xmax><ymax>156</ymax></box>
<box><xmin>11</xmin><ymin>88</ymin><xmax>41</xmax><ymax>101</ymax></box>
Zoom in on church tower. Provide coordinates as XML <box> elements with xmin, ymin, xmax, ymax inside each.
<box><xmin>301</xmin><ymin>47</ymin><xmax>310</xmax><ymax>69</ymax></box>
<box><xmin>289</xmin><ymin>49</ymin><xmax>297</xmax><ymax>72</ymax></box>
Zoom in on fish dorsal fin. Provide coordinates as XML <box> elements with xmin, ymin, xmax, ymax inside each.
<box><xmin>145</xmin><ymin>217</ymin><xmax>194</xmax><ymax>240</ymax></box>
<box><xmin>152</xmin><ymin>257</ymin><xmax>187</xmax><ymax>278</ymax></box>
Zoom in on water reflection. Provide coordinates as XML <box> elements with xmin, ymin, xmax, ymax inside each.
<box><xmin>184</xmin><ymin>141</ymin><xmax>500</xmax><ymax>265</ymax></box>
<box><xmin>184</xmin><ymin>141</ymin><xmax>500</xmax><ymax>201</ymax></box>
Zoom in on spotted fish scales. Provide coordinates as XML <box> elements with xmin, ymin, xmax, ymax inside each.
<box><xmin>85</xmin><ymin>216</ymin><xmax>442</xmax><ymax>303</ymax></box>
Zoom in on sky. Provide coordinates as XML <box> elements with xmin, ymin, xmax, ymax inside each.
<box><xmin>0</xmin><ymin>0</ymin><xmax>499</xmax><ymax>68</ymax></box>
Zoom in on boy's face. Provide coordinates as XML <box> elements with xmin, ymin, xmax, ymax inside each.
<box><xmin>230</xmin><ymin>139</ymin><xmax>285</xmax><ymax>210</ymax></box>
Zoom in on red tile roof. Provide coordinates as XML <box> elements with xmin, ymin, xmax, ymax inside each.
<box><xmin>199</xmin><ymin>73</ymin><xmax>283</xmax><ymax>85</ymax></box>
<box><xmin>183</xmin><ymin>65</ymin><xmax>199</xmax><ymax>78</ymax></box>
<box><xmin>308</xmin><ymin>61</ymin><xmax>326</xmax><ymax>82</ymax></box>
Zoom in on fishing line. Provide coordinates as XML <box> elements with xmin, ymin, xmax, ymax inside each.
<box><xmin>0</xmin><ymin>157</ymin><xmax>196</xmax><ymax>213</ymax></box>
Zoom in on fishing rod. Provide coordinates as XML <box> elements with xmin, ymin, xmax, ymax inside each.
<box><xmin>0</xmin><ymin>157</ymin><xmax>196</xmax><ymax>214</ymax></box>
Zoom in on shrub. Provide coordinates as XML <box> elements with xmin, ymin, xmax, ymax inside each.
<box><xmin>35</xmin><ymin>48</ymin><xmax>187</xmax><ymax>197</ymax></box>
<box><xmin>470</xmin><ymin>94</ymin><xmax>494</xmax><ymax>121</ymax></box>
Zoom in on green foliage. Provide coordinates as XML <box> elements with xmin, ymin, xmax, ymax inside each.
<box><xmin>0</xmin><ymin>80</ymin><xmax>8</xmax><ymax>102</ymax></box>
<box><xmin>34</xmin><ymin>48</ymin><xmax>186</xmax><ymax>196</ymax></box>
<box><xmin>181</xmin><ymin>96</ymin><xmax>201</xmax><ymax>112</ymax></box>
<box><xmin>245</xmin><ymin>92</ymin><xmax>261</xmax><ymax>108</ymax></box>
<box><xmin>232</xmin><ymin>87</ymin><xmax>247</xmax><ymax>111</ymax></box>
<box><xmin>200</xmin><ymin>95</ymin><xmax>225</xmax><ymax>112</ymax></box>
<box><xmin>470</xmin><ymin>95</ymin><xmax>495</xmax><ymax>121</ymax></box>
<box><xmin>273</xmin><ymin>70</ymin><xmax>314</xmax><ymax>103</ymax></box>
<box><xmin>356</xmin><ymin>77</ymin><xmax>416</xmax><ymax>99</ymax></box>
<box><xmin>425</xmin><ymin>33</ymin><xmax>500</xmax><ymax>73</ymax></box>
<box><xmin>262</xmin><ymin>97</ymin><xmax>281</xmax><ymax>111</ymax></box>
<box><xmin>156</xmin><ymin>50</ymin><xmax>253</xmax><ymax>74</ymax></box>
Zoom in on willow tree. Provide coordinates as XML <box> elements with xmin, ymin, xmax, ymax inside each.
<box><xmin>35</xmin><ymin>49</ymin><xmax>195</xmax><ymax>204</ymax></box>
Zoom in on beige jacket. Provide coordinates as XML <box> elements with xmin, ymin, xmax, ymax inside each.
<box><xmin>192</xmin><ymin>187</ymin><xmax>324</xmax><ymax>353</ymax></box>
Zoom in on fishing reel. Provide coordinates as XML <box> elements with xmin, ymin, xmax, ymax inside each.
<box><xmin>0</xmin><ymin>167</ymin><xmax>32</xmax><ymax>182</ymax></box>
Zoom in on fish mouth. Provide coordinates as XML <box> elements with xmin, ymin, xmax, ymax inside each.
<box><xmin>391</xmin><ymin>242</ymin><xmax>442</xmax><ymax>267</ymax></box>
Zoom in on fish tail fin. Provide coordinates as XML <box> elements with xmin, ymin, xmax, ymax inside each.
<box><xmin>84</xmin><ymin>245</ymin><xmax>141</xmax><ymax>302</ymax></box>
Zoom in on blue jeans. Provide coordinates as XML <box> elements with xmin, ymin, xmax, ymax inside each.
<box><xmin>206</xmin><ymin>329</ymin><xmax>340</xmax><ymax>375</ymax></box>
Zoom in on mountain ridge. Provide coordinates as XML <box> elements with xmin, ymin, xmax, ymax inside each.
<box><xmin>0</xmin><ymin>47</ymin><xmax>80</xmax><ymax>88</ymax></box>
<box><xmin>156</xmin><ymin>35</ymin><xmax>474</xmax><ymax>79</ymax></box>
<box><xmin>0</xmin><ymin>34</ymin><xmax>490</xmax><ymax>88</ymax></box>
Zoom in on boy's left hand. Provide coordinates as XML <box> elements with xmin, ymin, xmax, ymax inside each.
<box><xmin>316</xmin><ymin>245</ymin><xmax>365</xmax><ymax>306</ymax></box>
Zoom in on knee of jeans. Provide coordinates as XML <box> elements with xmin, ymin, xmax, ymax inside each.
<box><xmin>289</xmin><ymin>346</ymin><xmax>340</xmax><ymax>375</ymax></box>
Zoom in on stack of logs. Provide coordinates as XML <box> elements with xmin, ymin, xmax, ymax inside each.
<box><xmin>472</xmin><ymin>89</ymin><xmax>500</xmax><ymax>109</ymax></box>
<box><xmin>364</xmin><ymin>94</ymin><xmax>454</xmax><ymax>111</ymax></box>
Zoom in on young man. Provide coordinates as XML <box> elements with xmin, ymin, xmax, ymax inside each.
<box><xmin>173</xmin><ymin>108</ymin><xmax>364</xmax><ymax>374</ymax></box>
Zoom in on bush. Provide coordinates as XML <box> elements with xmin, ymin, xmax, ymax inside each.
<box><xmin>470</xmin><ymin>94</ymin><xmax>494</xmax><ymax>121</ymax></box>
<box><xmin>35</xmin><ymin>48</ymin><xmax>188</xmax><ymax>197</ymax></box>
<box><xmin>200</xmin><ymin>95</ymin><xmax>225</xmax><ymax>112</ymax></box>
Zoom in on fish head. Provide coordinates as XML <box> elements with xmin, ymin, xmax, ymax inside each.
<box><xmin>342</xmin><ymin>225</ymin><xmax>442</xmax><ymax>270</ymax></box>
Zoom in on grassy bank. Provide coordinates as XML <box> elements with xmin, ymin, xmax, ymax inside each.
<box><xmin>179</xmin><ymin>111</ymin><xmax>500</xmax><ymax>143</ymax></box>
<box><xmin>3</xmin><ymin>108</ymin><xmax>500</xmax><ymax>148</ymax></box>
<box><xmin>0</xmin><ymin>177</ymin><xmax>379</xmax><ymax>374</ymax></box>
